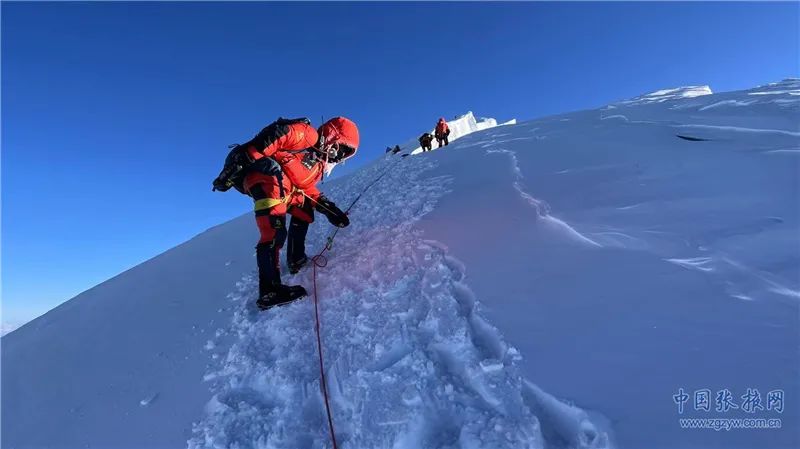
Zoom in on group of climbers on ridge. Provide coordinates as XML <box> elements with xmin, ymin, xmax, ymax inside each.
<box><xmin>388</xmin><ymin>117</ymin><xmax>452</xmax><ymax>156</ymax></box>
<box><xmin>418</xmin><ymin>117</ymin><xmax>450</xmax><ymax>153</ymax></box>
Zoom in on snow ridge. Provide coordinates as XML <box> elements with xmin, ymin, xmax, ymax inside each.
<box><xmin>486</xmin><ymin>147</ymin><xmax>601</xmax><ymax>248</ymax></box>
<box><xmin>615</xmin><ymin>85</ymin><xmax>712</xmax><ymax>106</ymax></box>
<box><xmin>4</xmin><ymin>80</ymin><xmax>797</xmax><ymax>449</ymax></box>
<box><xmin>190</xmin><ymin>155</ymin><xmax>610</xmax><ymax>449</ymax></box>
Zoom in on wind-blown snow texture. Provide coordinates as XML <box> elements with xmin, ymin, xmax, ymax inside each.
<box><xmin>3</xmin><ymin>79</ymin><xmax>799</xmax><ymax>449</ymax></box>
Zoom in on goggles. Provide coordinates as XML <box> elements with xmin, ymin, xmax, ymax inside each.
<box><xmin>322</xmin><ymin>142</ymin><xmax>357</xmax><ymax>163</ymax></box>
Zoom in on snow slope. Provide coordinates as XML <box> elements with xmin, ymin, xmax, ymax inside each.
<box><xmin>1</xmin><ymin>322</ymin><xmax>20</xmax><ymax>336</ymax></box>
<box><xmin>3</xmin><ymin>79</ymin><xmax>799</xmax><ymax>449</ymax></box>
<box><xmin>188</xmin><ymin>155</ymin><xmax>608</xmax><ymax>449</ymax></box>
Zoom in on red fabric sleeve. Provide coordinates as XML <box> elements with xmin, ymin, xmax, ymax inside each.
<box><xmin>303</xmin><ymin>183</ymin><xmax>321</xmax><ymax>201</ymax></box>
<box><xmin>247</xmin><ymin>122</ymin><xmax>319</xmax><ymax>160</ymax></box>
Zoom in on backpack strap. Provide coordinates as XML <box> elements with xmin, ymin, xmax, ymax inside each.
<box><xmin>273</xmin><ymin>117</ymin><xmax>311</xmax><ymax>126</ymax></box>
<box><xmin>250</xmin><ymin>117</ymin><xmax>315</xmax><ymax>155</ymax></box>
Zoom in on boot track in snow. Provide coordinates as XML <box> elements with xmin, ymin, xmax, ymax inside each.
<box><xmin>190</xmin><ymin>156</ymin><xmax>611</xmax><ymax>449</ymax></box>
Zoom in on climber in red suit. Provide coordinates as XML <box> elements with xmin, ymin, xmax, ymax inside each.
<box><xmin>212</xmin><ymin>117</ymin><xmax>359</xmax><ymax>309</ymax></box>
<box><xmin>435</xmin><ymin>117</ymin><xmax>450</xmax><ymax>148</ymax></box>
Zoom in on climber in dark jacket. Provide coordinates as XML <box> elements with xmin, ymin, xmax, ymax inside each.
<box><xmin>419</xmin><ymin>133</ymin><xmax>434</xmax><ymax>152</ymax></box>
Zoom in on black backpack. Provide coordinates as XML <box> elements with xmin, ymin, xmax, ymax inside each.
<box><xmin>252</xmin><ymin>117</ymin><xmax>311</xmax><ymax>150</ymax></box>
<box><xmin>212</xmin><ymin>117</ymin><xmax>313</xmax><ymax>194</ymax></box>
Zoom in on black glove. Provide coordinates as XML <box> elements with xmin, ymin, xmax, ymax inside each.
<box><xmin>315</xmin><ymin>195</ymin><xmax>349</xmax><ymax>228</ymax></box>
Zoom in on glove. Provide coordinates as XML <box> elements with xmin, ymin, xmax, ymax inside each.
<box><xmin>315</xmin><ymin>195</ymin><xmax>349</xmax><ymax>228</ymax></box>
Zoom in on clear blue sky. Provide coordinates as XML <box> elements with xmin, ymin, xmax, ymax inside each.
<box><xmin>2</xmin><ymin>1</ymin><xmax>798</xmax><ymax>328</ymax></box>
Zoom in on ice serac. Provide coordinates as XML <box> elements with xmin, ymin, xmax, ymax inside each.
<box><xmin>4</xmin><ymin>80</ymin><xmax>799</xmax><ymax>449</ymax></box>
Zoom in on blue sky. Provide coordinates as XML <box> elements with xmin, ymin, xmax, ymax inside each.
<box><xmin>2</xmin><ymin>1</ymin><xmax>798</xmax><ymax>328</ymax></box>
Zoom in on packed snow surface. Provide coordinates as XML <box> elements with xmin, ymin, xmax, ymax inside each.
<box><xmin>3</xmin><ymin>79</ymin><xmax>799</xmax><ymax>449</ymax></box>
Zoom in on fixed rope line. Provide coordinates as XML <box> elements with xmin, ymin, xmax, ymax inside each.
<box><xmin>308</xmin><ymin>156</ymin><xmax>404</xmax><ymax>449</ymax></box>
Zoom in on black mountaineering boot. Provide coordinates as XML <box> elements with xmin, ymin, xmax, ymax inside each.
<box><xmin>255</xmin><ymin>242</ymin><xmax>307</xmax><ymax>310</ymax></box>
<box><xmin>287</xmin><ymin>216</ymin><xmax>310</xmax><ymax>274</ymax></box>
<box><xmin>258</xmin><ymin>285</ymin><xmax>307</xmax><ymax>310</ymax></box>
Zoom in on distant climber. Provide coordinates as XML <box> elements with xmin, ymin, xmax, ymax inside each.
<box><xmin>385</xmin><ymin>146</ymin><xmax>393</xmax><ymax>153</ymax></box>
<box><xmin>392</xmin><ymin>144</ymin><xmax>402</xmax><ymax>154</ymax></box>
<box><xmin>419</xmin><ymin>133</ymin><xmax>434</xmax><ymax>152</ymax></box>
<box><xmin>435</xmin><ymin>117</ymin><xmax>450</xmax><ymax>148</ymax></box>
<box><xmin>212</xmin><ymin>117</ymin><xmax>358</xmax><ymax>310</ymax></box>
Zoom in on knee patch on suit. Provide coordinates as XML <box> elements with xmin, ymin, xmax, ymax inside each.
<box><xmin>256</xmin><ymin>215</ymin><xmax>287</xmax><ymax>247</ymax></box>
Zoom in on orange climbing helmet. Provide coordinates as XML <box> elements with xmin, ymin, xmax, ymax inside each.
<box><xmin>318</xmin><ymin>116</ymin><xmax>360</xmax><ymax>163</ymax></box>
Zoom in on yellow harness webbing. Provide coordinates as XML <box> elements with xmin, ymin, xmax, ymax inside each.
<box><xmin>253</xmin><ymin>187</ymin><xmax>301</xmax><ymax>211</ymax></box>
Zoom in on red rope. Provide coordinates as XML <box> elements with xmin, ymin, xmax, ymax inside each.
<box><xmin>307</xmin><ymin>158</ymin><xmax>404</xmax><ymax>449</ymax></box>
<box><xmin>311</xmin><ymin>250</ymin><xmax>337</xmax><ymax>449</ymax></box>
